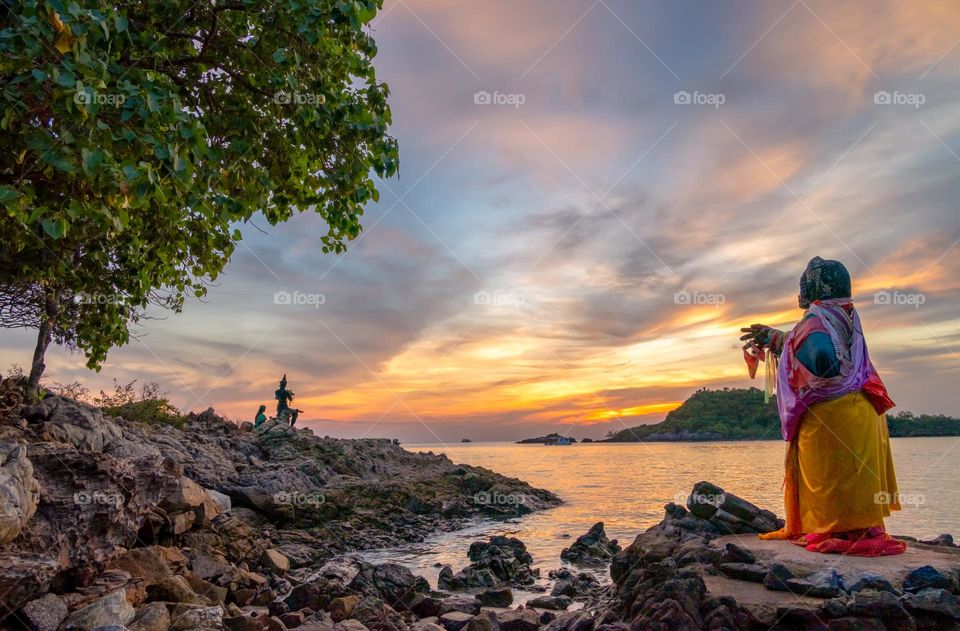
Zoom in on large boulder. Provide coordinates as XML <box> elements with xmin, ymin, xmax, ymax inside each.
<box><xmin>18</xmin><ymin>592</ymin><xmax>69</xmax><ymax>631</ymax></box>
<box><xmin>349</xmin><ymin>562</ymin><xmax>430</xmax><ymax>610</ymax></box>
<box><xmin>441</xmin><ymin>536</ymin><xmax>538</xmax><ymax>590</ymax></box>
<box><xmin>0</xmin><ymin>441</ymin><xmax>39</xmax><ymax>545</ymax></box>
<box><xmin>559</xmin><ymin>522</ymin><xmax>620</xmax><ymax>564</ymax></box>
<box><xmin>61</xmin><ymin>589</ymin><xmax>136</xmax><ymax>631</ymax></box>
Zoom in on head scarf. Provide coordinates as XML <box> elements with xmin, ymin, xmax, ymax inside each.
<box><xmin>799</xmin><ymin>257</ymin><xmax>851</xmax><ymax>308</ymax></box>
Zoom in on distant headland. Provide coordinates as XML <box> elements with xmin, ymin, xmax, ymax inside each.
<box><xmin>603</xmin><ymin>387</ymin><xmax>960</xmax><ymax>442</ymax></box>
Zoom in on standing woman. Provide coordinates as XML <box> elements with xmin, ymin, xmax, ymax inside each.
<box><xmin>740</xmin><ymin>257</ymin><xmax>905</xmax><ymax>556</ymax></box>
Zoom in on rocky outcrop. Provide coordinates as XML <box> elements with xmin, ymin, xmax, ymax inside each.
<box><xmin>0</xmin><ymin>394</ymin><xmax>561</xmax><ymax>627</ymax></box>
<box><xmin>439</xmin><ymin>536</ymin><xmax>539</xmax><ymax>590</ymax></box>
<box><xmin>559</xmin><ymin>522</ymin><xmax>620</xmax><ymax>565</ymax></box>
<box><xmin>0</xmin><ymin>442</ymin><xmax>38</xmax><ymax>545</ymax></box>
<box><xmin>595</xmin><ymin>481</ymin><xmax>960</xmax><ymax>630</ymax></box>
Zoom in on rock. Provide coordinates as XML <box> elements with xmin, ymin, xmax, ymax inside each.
<box><xmin>825</xmin><ymin>617</ymin><xmax>885</xmax><ymax>630</ymax></box>
<box><xmin>224</xmin><ymin>614</ymin><xmax>263</xmax><ymax>631</ymax></box>
<box><xmin>477</xmin><ymin>587</ymin><xmax>513</xmax><ymax>607</ymax></box>
<box><xmin>763</xmin><ymin>563</ymin><xmax>794</xmax><ymax>592</ymax></box>
<box><xmin>336</xmin><ymin>621</ymin><xmax>370</xmax><ymax>631</ymax></box>
<box><xmin>62</xmin><ymin>590</ymin><xmax>136</xmax><ymax>631</ymax></box>
<box><xmin>350</xmin><ymin>595</ymin><xmax>407</xmax><ymax>631</ymax></box>
<box><xmin>919</xmin><ymin>533</ymin><xmax>955</xmax><ymax>547</ymax></box>
<box><xmin>849</xmin><ymin>589</ymin><xmax>910</xmax><ymax>618</ymax></box>
<box><xmin>187</xmin><ymin>574</ymin><xmax>228</xmax><ymax>604</ymax></box>
<box><xmin>527</xmin><ymin>595</ymin><xmax>571</xmax><ymax>611</ymax></box>
<box><xmin>719</xmin><ymin>562</ymin><xmax>768</xmax><ymax>583</ymax></box>
<box><xmin>281</xmin><ymin>610</ymin><xmax>307</xmax><ymax>628</ymax></box>
<box><xmin>902</xmin><ymin>565</ymin><xmax>954</xmax><ymax>593</ymax></box>
<box><xmin>261</xmin><ymin>549</ymin><xmax>291</xmax><ymax>575</ymax></box>
<box><xmin>0</xmin><ymin>552</ymin><xmax>61</xmax><ymax>617</ymax></box>
<box><xmin>686</xmin><ymin>481</ymin><xmax>782</xmax><ymax>534</ymax></box>
<box><xmin>19</xmin><ymin>592</ymin><xmax>68</xmax><ymax>631</ymax></box>
<box><xmin>496</xmin><ymin>608</ymin><xmax>540</xmax><ymax>631</ymax></box>
<box><xmin>722</xmin><ymin>542</ymin><xmax>756</xmax><ymax>564</ymax></box>
<box><xmin>0</xmin><ymin>442</ymin><xmax>39</xmax><ymax>545</ymax></box>
<box><xmin>900</xmin><ymin>587</ymin><xmax>960</xmax><ymax>618</ymax></box>
<box><xmin>170</xmin><ymin>605</ymin><xmax>224</xmax><ymax>630</ymax></box>
<box><xmin>348</xmin><ymin>562</ymin><xmax>429</xmax><ymax>610</ymax></box>
<box><xmin>439</xmin><ymin>596</ymin><xmax>481</xmax><ymax>615</ymax></box>
<box><xmin>786</xmin><ymin>568</ymin><xmax>844</xmax><ymax>598</ymax></box>
<box><xmin>442</xmin><ymin>537</ymin><xmax>537</xmax><ymax>589</ymax></box>
<box><xmin>108</xmin><ymin>548</ymin><xmax>173</xmax><ymax>588</ymax></box>
<box><xmin>463</xmin><ymin>611</ymin><xmax>500</xmax><ymax>631</ymax></box>
<box><xmin>439</xmin><ymin>612</ymin><xmax>474</xmax><ymax>631</ymax></box>
<box><xmin>559</xmin><ymin>522</ymin><xmax>620</xmax><ymax>564</ymax></box>
<box><xmin>128</xmin><ymin>602</ymin><xmax>171</xmax><ymax>631</ymax></box>
<box><xmin>844</xmin><ymin>571</ymin><xmax>897</xmax><ymax>595</ymax></box>
<box><xmin>284</xmin><ymin>583</ymin><xmax>323</xmax><ymax>612</ymax></box>
<box><xmin>206</xmin><ymin>489</ymin><xmax>233</xmax><ymax>515</ymax></box>
<box><xmin>411</xmin><ymin>623</ymin><xmax>445</xmax><ymax>631</ymax></box>
<box><xmin>329</xmin><ymin>595</ymin><xmax>362</xmax><ymax>621</ymax></box>
<box><xmin>190</xmin><ymin>553</ymin><xmax>235</xmax><ymax>581</ymax></box>
<box><xmin>146</xmin><ymin>575</ymin><xmax>202</xmax><ymax>604</ymax></box>
<box><xmin>541</xmin><ymin>611</ymin><xmax>593</xmax><ymax>631</ymax></box>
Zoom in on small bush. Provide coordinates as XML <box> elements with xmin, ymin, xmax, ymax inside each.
<box><xmin>96</xmin><ymin>379</ymin><xmax>184</xmax><ymax>428</ymax></box>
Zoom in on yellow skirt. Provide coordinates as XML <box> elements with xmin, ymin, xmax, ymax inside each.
<box><xmin>762</xmin><ymin>391</ymin><xmax>900</xmax><ymax>538</ymax></box>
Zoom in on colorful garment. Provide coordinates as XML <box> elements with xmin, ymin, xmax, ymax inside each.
<box><xmin>760</xmin><ymin>391</ymin><xmax>905</xmax><ymax>556</ymax></box>
<box><xmin>752</xmin><ymin>257</ymin><xmax>904</xmax><ymax>555</ymax></box>
<box><xmin>776</xmin><ymin>298</ymin><xmax>894</xmax><ymax>442</ymax></box>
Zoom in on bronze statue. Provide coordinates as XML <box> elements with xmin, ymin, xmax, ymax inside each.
<box><xmin>274</xmin><ymin>374</ymin><xmax>301</xmax><ymax>426</ymax></box>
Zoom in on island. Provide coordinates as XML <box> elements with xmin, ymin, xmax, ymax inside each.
<box><xmin>604</xmin><ymin>387</ymin><xmax>960</xmax><ymax>442</ymax></box>
<box><xmin>517</xmin><ymin>432</ymin><xmax>577</xmax><ymax>444</ymax></box>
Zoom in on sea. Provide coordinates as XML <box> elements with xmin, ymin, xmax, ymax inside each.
<box><xmin>360</xmin><ymin>438</ymin><xmax>960</xmax><ymax>601</ymax></box>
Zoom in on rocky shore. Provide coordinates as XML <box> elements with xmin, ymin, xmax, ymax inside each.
<box><xmin>3</xmin><ymin>394</ymin><xmax>960</xmax><ymax>631</ymax></box>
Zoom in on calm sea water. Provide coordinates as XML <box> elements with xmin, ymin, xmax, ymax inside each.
<box><xmin>361</xmin><ymin>439</ymin><xmax>959</xmax><ymax>597</ymax></box>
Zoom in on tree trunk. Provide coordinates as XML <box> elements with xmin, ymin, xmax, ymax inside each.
<box><xmin>27</xmin><ymin>287</ymin><xmax>58</xmax><ymax>396</ymax></box>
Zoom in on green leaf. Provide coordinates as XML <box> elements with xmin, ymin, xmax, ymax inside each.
<box><xmin>41</xmin><ymin>217</ymin><xmax>68</xmax><ymax>239</ymax></box>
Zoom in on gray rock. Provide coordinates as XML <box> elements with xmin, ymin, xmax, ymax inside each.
<box><xmin>785</xmin><ymin>568</ymin><xmax>843</xmax><ymax>598</ymax></box>
<box><xmin>721</xmin><ymin>542</ymin><xmax>756</xmax><ymax>564</ymax></box>
<box><xmin>844</xmin><ymin>571</ymin><xmax>897</xmax><ymax>594</ymax></box>
<box><xmin>848</xmin><ymin>589</ymin><xmax>910</xmax><ymax>619</ymax></box>
<box><xmin>527</xmin><ymin>595</ymin><xmax>571</xmax><ymax>610</ymax></box>
<box><xmin>762</xmin><ymin>563</ymin><xmax>793</xmax><ymax>592</ymax></box>
<box><xmin>19</xmin><ymin>592</ymin><xmax>68</xmax><ymax>631</ymax></box>
<box><xmin>439</xmin><ymin>596</ymin><xmax>481</xmax><ymax>616</ymax></box>
<box><xmin>169</xmin><ymin>605</ymin><xmax>224</xmax><ymax>631</ymax></box>
<box><xmin>902</xmin><ymin>565</ymin><xmax>954</xmax><ymax>593</ymax></box>
<box><xmin>477</xmin><ymin>587</ymin><xmax>513</xmax><ymax>607</ymax></box>
<box><xmin>128</xmin><ymin>602</ymin><xmax>171</xmax><ymax>631</ymax></box>
<box><xmin>62</xmin><ymin>590</ymin><xmax>136</xmax><ymax>631</ymax></box>
<box><xmin>900</xmin><ymin>587</ymin><xmax>960</xmax><ymax>618</ymax></box>
<box><xmin>0</xmin><ymin>442</ymin><xmax>39</xmax><ymax>545</ymax></box>
<box><xmin>559</xmin><ymin>522</ymin><xmax>620</xmax><ymax>564</ymax></box>
<box><xmin>496</xmin><ymin>608</ymin><xmax>540</xmax><ymax>631</ymax></box>
<box><xmin>719</xmin><ymin>562</ymin><xmax>767</xmax><ymax>583</ymax></box>
<box><xmin>440</xmin><ymin>611</ymin><xmax>475</xmax><ymax>631</ymax></box>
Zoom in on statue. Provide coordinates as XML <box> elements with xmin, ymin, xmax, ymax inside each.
<box><xmin>274</xmin><ymin>374</ymin><xmax>301</xmax><ymax>426</ymax></box>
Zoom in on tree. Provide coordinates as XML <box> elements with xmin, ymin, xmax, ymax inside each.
<box><xmin>0</xmin><ymin>0</ymin><xmax>399</xmax><ymax>392</ymax></box>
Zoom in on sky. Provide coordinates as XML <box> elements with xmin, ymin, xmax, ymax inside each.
<box><xmin>2</xmin><ymin>0</ymin><xmax>959</xmax><ymax>443</ymax></box>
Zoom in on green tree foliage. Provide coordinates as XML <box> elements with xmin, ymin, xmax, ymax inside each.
<box><xmin>0</xmin><ymin>0</ymin><xmax>398</xmax><ymax>391</ymax></box>
<box><xmin>606</xmin><ymin>388</ymin><xmax>960</xmax><ymax>441</ymax></box>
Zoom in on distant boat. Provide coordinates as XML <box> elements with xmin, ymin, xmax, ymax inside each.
<box><xmin>461</xmin><ymin>438</ymin><xmax>472</xmax><ymax>443</ymax></box>
<box><xmin>517</xmin><ymin>432</ymin><xmax>576</xmax><ymax>445</ymax></box>
<box><xmin>545</xmin><ymin>435</ymin><xmax>573</xmax><ymax>445</ymax></box>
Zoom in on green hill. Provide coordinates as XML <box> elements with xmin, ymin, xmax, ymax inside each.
<box><xmin>605</xmin><ymin>387</ymin><xmax>960</xmax><ymax>442</ymax></box>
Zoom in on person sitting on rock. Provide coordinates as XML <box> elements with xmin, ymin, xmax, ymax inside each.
<box><xmin>254</xmin><ymin>404</ymin><xmax>267</xmax><ymax>428</ymax></box>
<box><xmin>739</xmin><ymin>257</ymin><xmax>905</xmax><ymax>556</ymax></box>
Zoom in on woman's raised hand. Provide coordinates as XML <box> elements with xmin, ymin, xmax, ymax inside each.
<box><xmin>740</xmin><ymin>323</ymin><xmax>772</xmax><ymax>349</ymax></box>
